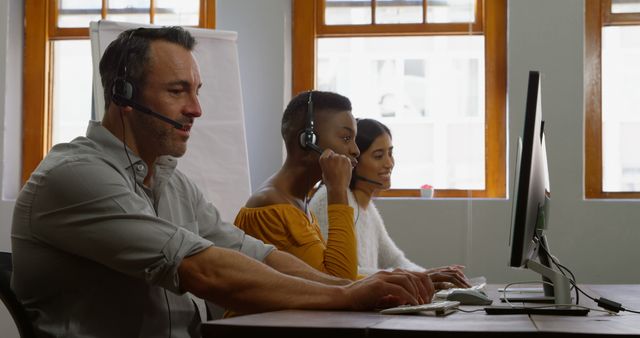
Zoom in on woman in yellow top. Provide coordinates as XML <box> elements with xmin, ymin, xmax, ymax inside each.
<box><xmin>235</xmin><ymin>91</ymin><xmax>361</xmax><ymax>280</ymax></box>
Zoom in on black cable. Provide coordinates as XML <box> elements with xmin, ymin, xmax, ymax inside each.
<box><xmin>304</xmin><ymin>174</ymin><xmax>310</xmax><ymax>216</ymax></box>
<box><xmin>551</xmin><ymin>260</ymin><xmax>579</xmax><ymax>302</ymax></box>
<box><xmin>353</xmin><ymin>192</ymin><xmax>361</xmax><ymax>226</ymax></box>
<box><xmin>555</xmin><ymin>262</ymin><xmax>579</xmax><ymax>305</ymax></box>
<box><xmin>149</xmin><ymin>175</ymin><xmax>171</xmax><ymax>338</ymax></box>
<box><xmin>120</xmin><ymin>111</ymin><xmax>138</xmax><ymax>194</ymax></box>
<box><xmin>535</xmin><ymin>236</ymin><xmax>579</xmax><ymax>304</ymax></box>
<box><xmin>120</xmin><ymin>113</ymin><xmax>172</xmax><ymax>336</ymax></box>
<box><xmin>163</xmin><ymin>289</ymin><xmax>172</xmax><ymax>338</ymax></box>
<box><xmin>536</xmin><ymin>235</ymin><xmax>640</xmax><ymax>314</ymax></box>
<box><xmin>537</xmin><ymin>240</ymin><xmax>577</xmax><ymax>284</ymax></box>
<box><xmin>535</xmin><ymin>235</ymin><xmax>577</xmax><ymax>302</ymax></box>
<box><xmin>554</xmin><ymin>261</ymin><xmax>577</xmax><ymax>285</ymax></box>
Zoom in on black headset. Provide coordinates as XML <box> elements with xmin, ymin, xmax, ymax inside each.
<box><xmin>109</xmin><ymin>29</ymin><xmax>184</xmax><ymax>129</ymax></box>
<box><xmin>298</xmin><ymin>91</ymin><xmax>383</xmax><ymax>186</ymax></box>
<box><xmin>111</xmin><ymin>29</ymin><xmax>138</xmax><ymax>107</ymax></box>
<box><xmin>299</xmin><ymin>90</ymin><xmax>321</xmax><ymax>153</ymax></box>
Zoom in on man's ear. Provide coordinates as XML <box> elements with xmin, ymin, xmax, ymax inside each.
<box><xmin>116</xmin><ymin>103</ymin><xmax>134</xmax><ymax>115</ymax></box>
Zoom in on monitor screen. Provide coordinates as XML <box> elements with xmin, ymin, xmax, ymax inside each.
<box><xmin>509</xmin><ymin>70</ymin><xmax>551</xmax><ymax>268</ymax></box>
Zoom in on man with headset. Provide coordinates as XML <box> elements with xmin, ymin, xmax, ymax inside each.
<box><xmin>11</xmin><ymin>27</ymin><xmax>432</xmax><ymax>337</ymax></box>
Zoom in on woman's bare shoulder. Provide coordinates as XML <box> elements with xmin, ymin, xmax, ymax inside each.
<box><xmin>245</xmin><ymin>186</ymin><xmax>291</xmax><ymax>208</ymax></box>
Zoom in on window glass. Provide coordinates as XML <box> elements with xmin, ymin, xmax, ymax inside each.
<box><xmin>317</xmin><ymin>35</ymin><xmax>485</xmax><ymax>189</ymax></box>
<box><xmin>611</xmin><ymin>0</ymin><xmax>640</xmax><ymax>14</ymax></box>
<box><xmin>376</xmin><ymin>0</ymin><xmax>422</xmax><ymax>24</ymax></box>
<box><xmin>426</xmin><ymin>0</ymin><xmax>475</xmax><ymax>23</ymax></box>
<box><xmin>58</xmin><ymin>0</ymin><xmax>102</xmax><ymax>28</ymax></box>
<box><xmin>325</xmin><ymin>0</ymin><xmax>372</xmax><ymax>25</ymax></box>
<box><xmin>106</xmin><ymin>0</ymin><xmax>151</xmax><ymax>24</ymax></box>
<box><xmin>51</xmin><ymin>40</ymin><xmax>93</xmax><ymax>146</ymax></box>
<box><xmin>601</xmin><ymin>25</ymin><xmax>640</xmax><ymax>192</ymax></box>
<box><xmin>155</xmin><ymin>0</ymin><xmax>200</xmax><ymax>26</ymax></box>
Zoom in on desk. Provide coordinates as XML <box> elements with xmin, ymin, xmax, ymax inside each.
<box><xmin>201</xmin><ymin>285</ymin><xmax>640</xmax><ymax>337</ymax></box>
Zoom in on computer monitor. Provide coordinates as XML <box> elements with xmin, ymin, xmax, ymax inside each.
<box><xmin>507</xmin><ymin>71</ymin><xmax>571</xmax><ymax>305</ymax></box>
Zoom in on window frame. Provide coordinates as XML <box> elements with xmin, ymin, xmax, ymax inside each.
<box><xmin>584</xmin><ymin>0</ymin><xmax>640</xmax><ymax>199</ymax></box>
<box><xmin>22</xmin><ymin>0</ymin><xmax>216</xmax><ymax>183</ymax></box>
<box><xmin>292</xmin><ymin>0</ymin><xmax>506</xmax><ymax>198</ymax></box>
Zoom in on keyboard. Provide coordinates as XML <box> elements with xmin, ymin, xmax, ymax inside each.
<box><xmin>379</xmin><ymin>300</ymin><xmax>460</xmax><ymax>315</ymax></box>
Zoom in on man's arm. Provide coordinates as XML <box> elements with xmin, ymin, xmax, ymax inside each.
<box><xmin>178</xmin><ymin>246</ymin><xmax>428</xmax><ymax>314</ymax></box>
<box><xmin>263</xmin><ymin>250</ymin><xmax>350</xmax><ymax>286</ymax></box>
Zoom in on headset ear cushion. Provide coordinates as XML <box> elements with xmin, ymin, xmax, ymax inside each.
<box><xmin>298</xmin><ymin>130</ymin><xmax>317</xmax><ymax>149</ymax></box>
<box><xmin>299</xmin><ymin>130</ymin><xmax>308</xmax><ymax>148</ymax></box>
<box><xmin>112</xmin><ymin>78</ymin><xmax>134</xmax><ymax>105</ymax></box>
<box><xmin>308</xmin><ymin>131</ymin><xmax>317</xmax><ymax>146</ymax></box>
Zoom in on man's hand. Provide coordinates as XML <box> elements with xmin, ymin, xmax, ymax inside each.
<box><xmin>319</xmin><ymin>148</ymin><xmax>353</xmax><ymax>205</ymax></box>
<box><xmin>425</xmin><ymin>265</ymin><xmax>471</xmax><ymax>289</ymax></box>
<box><xmin>344</xmin><ymin>270</ymin><xmax>434</xmax><ymax>310</ymax></box>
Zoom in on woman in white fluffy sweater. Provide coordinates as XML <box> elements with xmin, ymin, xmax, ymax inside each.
<box><xmin>309</xmin><ymin>118</ymin><xmax>468</xmax><ymax>288</ymax></box>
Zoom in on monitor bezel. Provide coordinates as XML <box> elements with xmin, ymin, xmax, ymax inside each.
<box><xmin>509</xmin><ymin>70</ymin><xmax>543</xmax><ymax>268</ymax></box>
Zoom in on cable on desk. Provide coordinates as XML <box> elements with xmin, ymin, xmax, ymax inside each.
<box><xmin>455</xmin><ymin>308</ymin><xmax>486</xmax><ymax>313</ymax></box>
<box><xmin>502</xmin><ymin>280</ymin><xmax>554</xmax><ymax>308</ymax></box>
<box><xmin>500</xmin><ymin>281</ymin><xmax>620</xmax><ymax>314</ymax></box>
<box><xmin>536</xmin><ymin>237</ymin><xmax>640</xmax><ymax>315</ymax></box>
<box><xmin>519</xmin><ymin>304</ymin><xmax>617</xmax><ymax>315</ymax></box>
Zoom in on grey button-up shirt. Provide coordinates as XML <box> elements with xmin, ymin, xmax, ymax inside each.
<box><xmin>11</xmin><ymin>121</ymin><xmax>274</xmax><ymax>337</ymax></box>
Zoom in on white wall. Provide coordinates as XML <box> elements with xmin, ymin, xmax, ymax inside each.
<box><xmin>216</xmin><ymin>0</ymin><xmax>291</xmax><ymax>191</ymax></box>
<box><xmin>0</xmin><ymin>0</ymin><xmax>23</xmax><ymax>336</ymax></box>
<box><xmin>0</xmin><ymin>0</ymin><xmax>22</xmax><ymax>251</ymax></box>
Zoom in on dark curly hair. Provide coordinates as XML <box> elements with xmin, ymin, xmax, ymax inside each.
<box><xmin>281</xmin><ymin>90</ymin><xmax>352</xmax><ymax>151</ymax></box>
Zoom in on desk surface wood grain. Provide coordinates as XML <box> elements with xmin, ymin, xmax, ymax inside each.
<box><xmin>202</xmin><ymin>284</ymin><xmax>640</xmax><ymax>338</ymax></box>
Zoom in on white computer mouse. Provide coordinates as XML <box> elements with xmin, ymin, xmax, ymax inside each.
<box><xmin>446</xmin><ymin>289</ymin><xmax>493</xmax><ymax>305</ymax></box>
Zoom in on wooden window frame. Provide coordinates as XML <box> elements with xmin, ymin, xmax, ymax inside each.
<box><xmin>585</xmin><ymin>0</ymin><xmax>640</xmax><ymax>199</ymax></box>
<box><xmin>293</xmin><ymin>0</ymin><xmax>506</xmax><ymax>198</ymax></box>
<box><xmin>22</xmin><ymin>0</ymin><xmax>216</xmax><ymax>183</ymax></box>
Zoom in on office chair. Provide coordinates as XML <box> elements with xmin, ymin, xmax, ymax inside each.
<box><xmin>0</xmin><ymin>252</ymin><xmax>36</xmax><ymax>338</ymax></box>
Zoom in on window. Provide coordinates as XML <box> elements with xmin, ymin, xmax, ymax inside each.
<box><xmin>585</xmin><ymin>0</ymin><xmax>640</xmax><ymax>198</ymax></box>
<box><xmin>22</xmin><ymin>0</ymin><xmax>215</xmax><ymax>183</ymax></box>
<box><xmin>293</xmin><ymin>0</ymin><xmax>506</xmax><ymax>198</ymax></box>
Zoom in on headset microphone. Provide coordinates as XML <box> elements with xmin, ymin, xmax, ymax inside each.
<box><xmin>301</xmin><ymin>91</ymin><xmax>383</xmax><ymax>187</ymax></box>
<box><xmin>306</xmin><ymin>142</ymin><xmax>324</xmax><ymax>155</ymax></box>
<box><xmin>306</xmin><ymin>137</ymin><xmax>383</xmax><ymax>187</ymax></box>
<box><xmin>112</xmin><ymin>92</ymin><xmax>185</xmax><ymax>130</ymax></box>
<box><xmin>354</xmin><ymin>174</ymin><xmax>384</xmax><ymax>186</ymax></box>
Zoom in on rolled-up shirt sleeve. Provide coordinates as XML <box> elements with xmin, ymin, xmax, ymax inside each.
<box><xmin>25</xmin><ymin>157</ymin><xmax>213</xmax><ymax>294</ymax></box>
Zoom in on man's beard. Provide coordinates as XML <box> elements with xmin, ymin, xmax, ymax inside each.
<box><xmin>132</xmin><ymin>110</ymin><xmax>187</xmax><ymax>158</ymax></box>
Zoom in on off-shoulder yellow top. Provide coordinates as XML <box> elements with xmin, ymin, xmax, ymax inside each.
<box><xmin>234</xmin><ymin>203</ymin><xmax>358</xmax><ymax>280</ymax></box>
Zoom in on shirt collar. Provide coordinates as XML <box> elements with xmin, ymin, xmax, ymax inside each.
<box><xmin>85</xmin><ymin>121</ymin><xmax>178</xmax><ymax>181</ymax></box>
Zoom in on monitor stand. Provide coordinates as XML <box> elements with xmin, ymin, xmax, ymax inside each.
<box><xmin>500</xmin><ymin>291</ymin><xmax>554</xmax><ymax>303</ymax></box>
<box><xmin>490</xmin><ymin>252</ymin><xmax>585</xmax><ymax>315</ymax></box>
<box><xmin>500</xmin><ymin>259</ymin><xmax>572</xmax><ymax>305</ymax></box>
<box><xmin>498</xmin><ymin>286</ymin><xmax>547</xmax><ymax>302</ymax></box>
<box><xmin>489</xmin><ymin>236</ymin><xmax>586</xmax><ymax>315</ymax></box>
<box><xmin>501</xmin><ymin>235</ymin><xmax>572</xmax><ymax>304</ymax></box>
